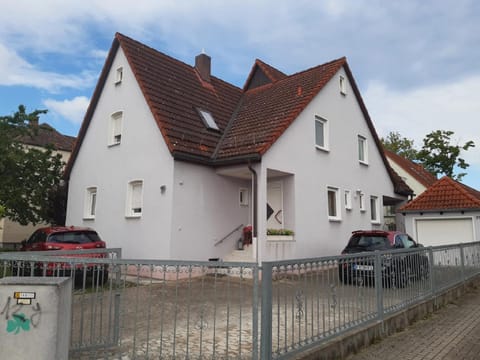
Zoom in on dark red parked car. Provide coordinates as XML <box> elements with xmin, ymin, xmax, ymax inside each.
<box><xmin>15</xmin><ymin>226</ymin><xmax>108</xmax><ymax>282</ymax></box>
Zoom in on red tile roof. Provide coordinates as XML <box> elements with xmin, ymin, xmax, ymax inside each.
<box><xmin>65</xmin><ymin>33</ymin><xmax>412</xmax><ymax>196</ymax></box>
<box><xmin>384</xmin><ymin>149</ymin><xmax>437</xmax><ymax>188</ymax></box>
<box><xmin>400</xmin><ymin>176</ymin><xmax>480</xmax><ymax>212</ymax></box>
<box><xmin>20</xmin><ymin>123</ymin><xmax>76</xmax><ymax>152</ymax></box>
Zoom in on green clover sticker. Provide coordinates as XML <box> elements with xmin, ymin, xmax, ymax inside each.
<box><xmin>6</xmin><ymin>313</ymin><xmax>31</xmax><ymax>334</ymax></box>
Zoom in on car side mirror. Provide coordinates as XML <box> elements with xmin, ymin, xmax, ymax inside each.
<box><xmin>21</xmin><ymin>239</ymin><xmax>27</xmax><ymax>245</ymax></box>
<box><xmin>416</xmin><ymin>243</ymin><xmax>424</xmax><ymax>248</ymax></box>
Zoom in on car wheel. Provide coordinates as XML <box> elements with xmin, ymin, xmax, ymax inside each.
<box><xmin>394</xmin><ymin>266</ymin><xmax>412</xmax><ymax>288</ymax></box>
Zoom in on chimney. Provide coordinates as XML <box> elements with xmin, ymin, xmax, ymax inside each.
<box><xmin>195</xmin><ymin>52</ymin><xmax>211</xmax><ymax>82</ymax></box>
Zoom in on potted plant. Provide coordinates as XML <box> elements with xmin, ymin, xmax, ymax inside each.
<box><xmin>267</xmin><ymin>228</ymin><xmax>295</xmax><ymax>241</ymax></box>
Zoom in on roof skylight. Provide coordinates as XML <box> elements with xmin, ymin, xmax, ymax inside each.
<box><xmin>197</xmin><ymin>109</ymin><xmax>219</xmax><ymax>131</ymax></box>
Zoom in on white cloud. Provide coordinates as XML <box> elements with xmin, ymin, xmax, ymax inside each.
<box><xmin>364</xmin><ymin>75</ymin><xmax>480</xmax><ymax>167</ymax></box>
<box><xmin>0</xmin><ymin>43</ymin><xmax>96</xmax><ymax>92</ymax></box>
<box><xmin>43</xmin><ymin>97</ymin><xmax>90</xmax><ymax>125</ymax></box>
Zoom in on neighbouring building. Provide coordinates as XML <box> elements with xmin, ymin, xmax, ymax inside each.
<box><xmin>65</xmin><ymin>33</ymin><xmax>412</xmax><ymax>261</ymax></box>
<box><xmin>384</xmin><ymin>149</ymin><xmax>437</xmax><ymax>230</ymax></box>
<box><xmin>0</xmin><ymin>123</ymin><xmax>76</xmax><ymax>248</ymax></box>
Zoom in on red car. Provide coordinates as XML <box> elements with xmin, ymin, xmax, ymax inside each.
<box><xmin>21</xmin><ymin>226</ymin><xmax>106</xmax><ymax>252</ymax></box>
<box><xmin>17</xmin><ymin>226</ymin><xmax>108</xmax><ymax>282</ymax></box>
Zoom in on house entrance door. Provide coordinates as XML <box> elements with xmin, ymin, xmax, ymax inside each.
<box><xmin>267</xmin><ymin>182</ymin><xmax>283</xmax><ymax>230</ymax></box>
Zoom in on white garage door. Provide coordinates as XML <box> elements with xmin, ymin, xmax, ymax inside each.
<box><xmin>416</xmin><ymin>218</ymin><xmax>474</xmax><ymax>246</ymax></box>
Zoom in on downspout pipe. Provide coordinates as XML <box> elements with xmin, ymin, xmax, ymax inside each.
<box><xmin>248</xmin><ymin>162</ymin><xmax>259</xmax><ymax>264</ymax></box>
<box><xmin>247</xmin><ymin>163</ymin><xmax>258</xmax><ymax>238</ymax></box>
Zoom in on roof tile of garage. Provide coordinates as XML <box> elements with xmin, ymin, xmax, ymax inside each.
<box><xmin>399</xmin><ymin>176</ymin><xmax>480</xmax><ymax>212</ymax></box>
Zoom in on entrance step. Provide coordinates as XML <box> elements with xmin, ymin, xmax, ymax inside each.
<box><xmin>223</xmin><ymin>245</ymin><xmax>254</xmax><ymax>262</ymax></box>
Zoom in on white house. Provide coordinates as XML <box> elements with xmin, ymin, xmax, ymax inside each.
<box><xmin>400</xmin><ymin>176</ymin><xmax>480</xmax><ymax>246</ymax></box>
<box><xmin>65</xmin><ymin>33</ymin><xmax>411</xmax><ymax>261</ymax></box>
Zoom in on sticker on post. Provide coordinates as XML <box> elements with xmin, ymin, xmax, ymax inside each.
<box><xmin>14</xmin><ymin>292</ymin><xmax>36</xmax><ymax>305</ymax></box>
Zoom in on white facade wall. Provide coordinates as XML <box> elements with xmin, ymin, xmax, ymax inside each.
<box><xmin>66</xmin><ymin>48</ymin><xmax>175</xmax><ymax>259</ymax></box>
<box><xmin>258</xmin><ymin>67</ymin><xmax>403</xmax><ymax>260</ymax></box>
<box><xmin>170</xmin><ymin>162</ymin><xmax>251</xmax><ymax>260</ymax></box>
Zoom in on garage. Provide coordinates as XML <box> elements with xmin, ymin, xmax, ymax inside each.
<box><xmin>400</xmin><ymin>177</ymin><xmax>480</xmax><ymax>247</ymax></box>
<box><xmin>415</xmin><ymin>218</ymin><xmax>474</xmax><ymax>246</ymax></box>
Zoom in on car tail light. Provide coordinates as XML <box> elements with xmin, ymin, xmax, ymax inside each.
<box><xmin>95</xmin><ymin>243</ymin><xmax>105</xmax><ymax>248</ymax></box>
<box><xmin>46</xmin><ymin>245</ymin><xmax>62</xmax><ymax>250</ymax></box>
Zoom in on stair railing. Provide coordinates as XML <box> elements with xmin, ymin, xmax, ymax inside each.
<box><xmin>214</xmin><ymin>224</ymin><xmax>244</xmax><ymax>247</ymax></box>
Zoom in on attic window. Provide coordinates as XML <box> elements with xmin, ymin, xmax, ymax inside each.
<box><xmin>339</xmin><ymin>75</ymin><xmax>347</xmax><ymax>95</ymax></box>
<box><xmin>115</xmin><ymin>67</ymin><xmax>123</xmax><ymax>84</ymax></box>
<box><xmin>197</xmin><ymin>109</ymin><xmax>219</xmax><ymax>131</ymax></box>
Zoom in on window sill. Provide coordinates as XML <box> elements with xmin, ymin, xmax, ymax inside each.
<box><xmin>315</xmin><ymin>145</ymin><xmax>330</xmax><ymax>153</ymax></box>
<box><xmin>371</xmin><ymin>221</ymin><xmax>381</xmax><ymax>225</ymax></box>
<box><xmin>125</xmin><ymin>214</ymin><xmax>142</xmax><ymax>219</ymax></box>
<box><xmin>82</xmin><ymin>216</ymin><xmax>95</xmax><ymax>221</ymax></box>
<box><xmin>359</xmin><ymin>160</ymin><xmax>369</xmax><ymax>166</ymax></box>
<box><xmin>108</xmin><ymin>142</ymin><xmax>121</xmax><ymax>148</ymax></box>
<box><xmin>267</xmin><ymin>235</ymin><xmax>295</xmax><ymax>242</ymax></box>
<box><xmin>328</xmin><ymin>217</ymin><xmax>342</xmax><ymax>222</ymax></box>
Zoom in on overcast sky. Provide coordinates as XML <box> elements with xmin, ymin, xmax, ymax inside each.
<box><xmin>1</xmin><ymin>0</ymin><xmax>479</xmax><ymax>188</ymax></box>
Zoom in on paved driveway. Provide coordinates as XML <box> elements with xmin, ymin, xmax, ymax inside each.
<box><xmin>347</xmin><ymin>286</ymin><xmax>480</xmax><ymax>360</ymax></box>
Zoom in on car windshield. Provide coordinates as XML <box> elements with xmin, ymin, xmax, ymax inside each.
<box><xmin>348</xmin><ymin>235</ymin><xmax>390</xmax><ymax>250</ymax></box>
<box><xmin>48</xmin><ymin>231</ymin><xmax>101</xmax><ymax>244</ymax></box>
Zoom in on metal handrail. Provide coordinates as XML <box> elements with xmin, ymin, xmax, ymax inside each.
<box><xmin>214</xmin><ymin>223</ymin><xmax>244</xmax><ymax>247</ymax></box>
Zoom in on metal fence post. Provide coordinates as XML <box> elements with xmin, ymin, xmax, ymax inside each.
<box><xmin>428</xmin><ymin>247</ymin><xmax>435</xmax><ymax>298</ymax></box>
<box><xmin>460</xmin><ymin>243</ymin><xmax>466</xmax><ymax>283</ymax></box>
<box><xmin>252</xmin><ymin>264</ymin><xmax>259</xmax><ymax>360</ymax></box>
<box><xmin>261</xmin><ymin>262</ymin><xmax>273</xmax><ymax>360</ymax></box>
<box><xmin>374</xmin><ymin>251</ymin><xmax>384</xmax><ymax>328</ymax></box>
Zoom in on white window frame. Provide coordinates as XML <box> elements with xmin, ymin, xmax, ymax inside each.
<box><xmin>344</xmin><ymin>189</ymin><xmax>352</xmax><ymax>210</ymax></box>
<box><xmin>359</xmin><ymin>191</ymin><xmax>366</xmax><ymax>212</ymax></box>
<box><xmin>339</xmin><ymin>75</ymin><xmax>347</xmax><ymax>95</ymax></box>
<box><xmin>115</xmin><ymin>66</ymin><xmax>123</xmax><ymax>85</ymax></box>
<box><xmin>315</xmin><ymin>116</ymin><xmax>329</xmax><ymax>151</ymax></box>
<box><xmin>370</xmin><ymin>196</ymin><xmax>380</xmax><ymax>223</ymax></box>
<box><xmin>126</xmin><ymin>180</ymin><xmax>143</xmax><ymax>218</ymax></box>
<box><xmin>83</xmin><ymin>186</ymin><xmax>97</xmax><ymax>220</ymax></box>
<box><xmin>327</xmin><ymin>186</ymin><xmax>341</xmax><ymax>221</ymax></box>
<box><xmin>358</xmin><ymin>135</ymin><xmax>368</xmax><ymax>164</ymax></box>
<box><xmin>109</xmin><ymin>111</ymin><xmax>123</xmax><ymax>146</ymax></box>
<box><xmin>239</xmin><ymin>188</ymin><xmax>249</xmax><ymax>206</ymax></box>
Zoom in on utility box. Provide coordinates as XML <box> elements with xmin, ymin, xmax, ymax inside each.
<box><xmin>0</xmin><ymin>277</ymin><xmax>72</xmax><ymax>360</ymax></box>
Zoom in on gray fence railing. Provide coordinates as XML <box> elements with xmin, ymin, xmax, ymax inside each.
<box><xmin>1</xmin><ymin>242</ymin><xmax>480</xmax><ymax>359</ymax></box>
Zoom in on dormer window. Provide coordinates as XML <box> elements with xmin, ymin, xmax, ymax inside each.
<box><xmin>197</xmin><ymin>108</ymin><xmax>219</xmax><ymax>131</ymax></box>
<box><xmin>115</xmin><ymin>67</ymin><xmax>123</xmax><ymax>84</ymax></box>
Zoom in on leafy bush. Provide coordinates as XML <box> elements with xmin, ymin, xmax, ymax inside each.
<box><xmin>267</xmin><ymin>229</ymin><xmax>294</xmax><ymax>236</ymax></box>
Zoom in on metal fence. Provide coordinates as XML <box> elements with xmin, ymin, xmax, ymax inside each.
<box><xmin>1</xmin><ymin>242</ymin><xmax>480</xmax><ymax>359</ymax></box>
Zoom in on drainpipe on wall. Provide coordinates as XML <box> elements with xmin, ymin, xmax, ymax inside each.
<box><xmin>248</xmin><ymin>163</ymin><xmax>258</xmax><ymax>263</ymax></box>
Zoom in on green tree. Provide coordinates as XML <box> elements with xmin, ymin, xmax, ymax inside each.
<box><xmin>0</xmin><ymin>105</ymin><xmax>65</xmax><ymax>225</ymax></box>
<box><xmin>417</xmin><ymin>130</ymin><xmax>475</xmax><ymax>181</ymax></box>
<box><xmin>381</xmin><ymin>131</ymin><xmax>418</xmax><ymax>161</ymax></box>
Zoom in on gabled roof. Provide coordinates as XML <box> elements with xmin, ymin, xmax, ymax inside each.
<box><xmin>243</xmin><ymin>59</ymin><xmax>287</xmax><ymax>91</ymax></box>
<box><xmin>384</xmin><ymin>149</ymin><xmax>437</xmax><ymax>188</ymax></box>
<box><xmin>64</xmin><ymin>33</ymin><xmax>413</xmax><ymax>196</ymax></box>
<box><xmin>20</xmin><ymin>123</ymin><xmax>76</xmax><ymax>152</ymax></box>
<box><xmin>400</xmin><ymin>176</ymin><xmax>480</xmax><ymax>212</ymax></box>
